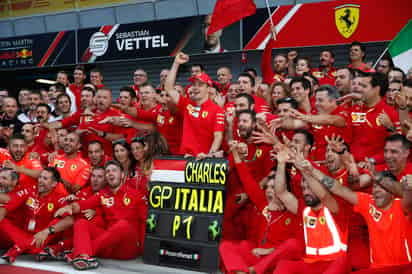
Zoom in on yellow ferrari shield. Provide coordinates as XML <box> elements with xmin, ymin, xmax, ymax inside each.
<box><xmin>335</xmin><ymin>4</ymin><xmax>360</xmax><ymax>39</ymax></box>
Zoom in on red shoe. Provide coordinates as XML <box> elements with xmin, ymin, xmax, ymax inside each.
<box><xmin>1</xmin><ymin>245</ymin><xmax>22</xmax><ymax>264</ymax></box>
<box><xmin>72</xmin><ymin>255</ymin><xmax>99</xmax><ymax>270</ymax></box>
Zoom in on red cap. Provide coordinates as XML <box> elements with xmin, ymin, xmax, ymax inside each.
<box><xmin>189</xmin><ymin>73</ymin><xmax>213</xmax><ymax>87</ymax></box>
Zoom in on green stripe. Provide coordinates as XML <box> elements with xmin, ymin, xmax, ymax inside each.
<box><xmin>388</xmin><ymin>20</ymin><xmax>412</xmax><ymax>57</ymax></box>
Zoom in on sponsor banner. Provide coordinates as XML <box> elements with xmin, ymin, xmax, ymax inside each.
<box><xmin>0</xmin><ymin>0</ymin><xmax>131</xmax><ymax>19</ymax></box>
<box><xmin>242</xmin><ymin>0</ymin><xmax>410</xmax><ymax>50</ymax></box>
<box><xmin>143</xmin><ymin>156</ymin><xmax>227</xmax><ymax>273</ymax></box>
<box><xmin>77</xmin><ymin>16</ymin><xmax>240</xmax><ymax>63</ymax></box>
<box><xmin>0</xmin><ymin>31</ymin><xmax>75</xmax><ymax>69</ymax></box>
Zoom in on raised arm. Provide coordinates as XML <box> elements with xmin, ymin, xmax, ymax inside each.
<box><xmin>165</xmin><ymin>53</ymin><xmax>189</xmax><ymax>105</ymax></box>
<box><xmin>401</xmin><ymin>175</ymin><xmax>412</xmax><ymax>214</ymax></box>
<box><xmin>295</xmin><ymin>157</ymin><xmax>340</xmax><ymax>213</ymax></box>
<box><xmin>274</xmin><ymin>149</ymin><xmax>298</xmax><ymax>214</ymax></box>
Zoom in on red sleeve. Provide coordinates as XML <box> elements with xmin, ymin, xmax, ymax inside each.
<box><xmin>261</xmin><ymin>39</ymin><xmax>276</xmax><ymax>84</ymax></box>
<box><xmin>74</xmin><ymin>163</ymin><xmax>91</xmax><ymax>188</ymax></box>
<box><xmin>136</xmin><ymin>108</ymin><xmax>157</xmax><ymax>123</ymax></box>
<box><xmin>353</xmin><ymin>192</ymin><xmax>370</xmax><ymax>216</ymax></box>
<box><xmin>77</xmin><ymin>192</ymin><xmax>101</xmax><ymax>211</ymax></box>
<box><xmin>3</xmin><ymin>187</ymin><xmax>31</xmax><ymax>212</ymax></box>
<box><xmin>28</xmin><ymin>159</ymin><xmax>43</xmax><ymax>171</ymax></box>
<box><xmin>386</xmin><ymin>106</ymin><xmax>401</xmax><ymax>133</ymax></box>
<box><xmin>61</xmin><ymin>111</ymin><xmax>81</xmax><ymax>128</ymax></box>
<box><xmin>214</xmin><ymin>109</ymin><xmax>225</xmax><ymax>132</ymax></box>
<box><xmin>235</xmin><ymin>162</ymin><xmax>267</xmax><ymax>211</ymax></box>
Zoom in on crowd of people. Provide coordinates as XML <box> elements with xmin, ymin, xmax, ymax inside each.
<box><xmin>0</xmin><ymin>39</ymin><xmax>411</xmax><ymax>273</ymax></box>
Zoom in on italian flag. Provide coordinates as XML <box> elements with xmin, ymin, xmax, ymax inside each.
<box><xmin>388</xmin><ymin>20</ymin><xmax>412</xmax><ymax>73</ymax></box>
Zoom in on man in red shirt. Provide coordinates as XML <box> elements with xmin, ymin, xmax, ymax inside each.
<box><xmin>272</xmin><ymin>147</ymin><xmax>350</xmax><ymax>274</ymax></box>
<box><xmin>347</xmin><ymin>41</ymin><xmax>375</xmax><ymax>72</ymax></box>
<box><xmin>0</xmin><ymin>167</ymin><xmax>73</xmax><ymax>264</ymax></box>
<box><xmin>319</xmin><ymin>170</ymin><xmax>412</xmax><ymax>271</ymax></box>
<box><xmin>220</xmin><ymin>142</ymin><xmax>300</xmax><ymax>274</ymax></box>
<box><xmin>290</xmin><ymin>77</ymin><xmax>313</xmax><ymax>114</ymax></box>
<box><xmin>89</xmin><ymin>69</ymin><xmax>104</xmax><ymax>89</ymax></box>
<box><xmin>164</xmin><ymin>53</ymin><xmax>224</xmax><ymax>157</ymax></box>
<box><xmin>87</xmin><ymin>141</ymin><xmax>110</xmax><ymax>169</ymax></box>
<box><xmin>216</xmin><ymin>66</ymin><xmax>232</xmax><ymax>95</ymax></box>
<box><xmin>77</xmin><ymin>88</ymin><xmax>124</xmax><ymax>156</ymax></box>
<box><xmin>68</xmin><ymin>65</ymin><xmax>86</xmax><ymax>109</ymax></box>
<box><xmin>261</xmin><ymin>30</ymin><xmax>288</xmax><ymax>85</ymax></box>
<box><xmin>335</xmin><ymin>67</ymin><xmax>353</xmax><ymax>97</ymax></box>
<box><xmin>131</xmin><ymin>69</ymin><xmax>148</xmax><ymax>97</ymax></box>
<box><xmin>55</xmin><ymin>161</ymin><xmax>147</xmax><ymax>270</ymax></box>
<box><xmin>3</xmin><ymin>134</ymin><xmax>42</xmax><ymax>188</ymax></box>
<box><xmin>376</xmin><ymin>134</ymin><xmax>412</xmax><ymax>186</ymax></box>
<box><xmin>49</xmin><ymin>132</ymin><xmax>91</xmax><ymax>195</ymax></box>
<box><xmin>289</xmin><ymin>85</ymin><xmax>352</xmax><ymax>162</ymax></box>
<box><xmin>350</xmin><ymin>73</ymin><xmax>401</xmax><ymax>165</ymax></box>
<box><xmin>237</xmin><ymin>73</ymin><xmax>271</xmax><ymax>114</ymax></box>
<box><xmin>312</xmin><ymin>50</ymin><xmax>337</xmax><ymax>86</ymax></box>
<box><xmin>0</xmin><ymin>168</ymin><xmax>25</xmax><ymax>249</ymax></box>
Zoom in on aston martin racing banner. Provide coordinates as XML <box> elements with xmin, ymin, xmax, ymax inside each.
<box><xmin>0</xmin><ymin>30</ymin><xmax>75</xmax><ymax>69</ymax></box>
<box><xmin>143</xmin><ymin>156</ymin><xmax>227</xmax><ymax>273</ymax></box>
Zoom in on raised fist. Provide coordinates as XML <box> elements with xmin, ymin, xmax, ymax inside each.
<box><xmin>174</xmin><ymin>52</ymin><xmax>190</xmax><ymax>65</ymax></box>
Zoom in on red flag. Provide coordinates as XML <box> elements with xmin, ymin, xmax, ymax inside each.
<box><xmin>207</xmin><ymin>0</ymin><xmax>256</xmax><ymax>35</ymax></box>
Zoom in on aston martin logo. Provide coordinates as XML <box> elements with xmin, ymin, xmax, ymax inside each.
<box><xmin>335</xmin><ymin>4</ymin><xmax>360</xmax><ymax>39</ymax></box>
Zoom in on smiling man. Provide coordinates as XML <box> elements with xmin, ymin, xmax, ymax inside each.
<box><xmin>164</xmin><ymin>52</ymin><xmax>224</xmax><ymax>157</ymax></box>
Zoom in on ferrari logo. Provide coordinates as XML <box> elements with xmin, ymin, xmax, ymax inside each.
<box><xmin>285</xmin><ymin>218</ymin><xmax>291</xmax><ymax>226</ymax></box>
<box><xmin>201</xmin><ymin>111</ymin><xmax>208</xmax><ymax>118</ymax></box>
<box><xmin>335</xmin><ymin>4</ymin><xmax>360</xmax><ymax>39</ymax></box>
<box><xmin>70</xmin><ymin>164</ymin><xmax>77</xmax><ymax>171</ymax></box>
<box><xmin>319</xmin><ymin>216</ymin><xmax>326</xmax><ymax>225</ymax></box>
<box><xmin>123</xmin><ymin>197</ymin><xmax>131</xmax><ymax>206</ymax></box>
<box><xmin>47</xmin><ymin>203</ymin><xmax>54</xmax><ymax>211</ymax></box>
<box><xmin>255</xmin><ymin>149</ymin><xmax>262</xmax><ymax>158</ymax></box>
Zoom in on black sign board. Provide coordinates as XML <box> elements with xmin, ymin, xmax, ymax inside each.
<box><xmin>143</xmin><ymin>156</ymin><xmax>227</xmax><ymax>273</ymax></box>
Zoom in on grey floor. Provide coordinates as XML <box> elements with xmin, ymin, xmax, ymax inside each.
<box><xmin>0</xmin><ymin>255</ymin><xmax>213</xmax><ymax>274</ymax></box>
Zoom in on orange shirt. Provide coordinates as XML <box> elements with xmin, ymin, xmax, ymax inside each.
<box><xmin>354</xmin><ymin>192</ymin><xmax>412</xmax><ymax>268</ymax></box>
<box><xmin>13</xmin><ymin>153</ymin><xmax>43</xmax><ymax>188</ymax></box>
<box><xmin>49</xmin><ymin>153</ymin><xmax>91</xmax><ymax>195</ymax></box>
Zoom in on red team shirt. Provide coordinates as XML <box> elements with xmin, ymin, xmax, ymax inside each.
<box><xmin>49</xmin><ymin>153</ymin><xmax>91</xmax><ymax>195</ymax></box>
<box><xmin>310</xmin><ymin>106</ymin><xmax>352</xmax><ymax>162</ymax></box>
<box><xmin>3</xmin><ymin>185</ymin><xmax>67</xmax><ymax>234</ymax></box>
<box><xmin>176</xmin><ymin>96</ymin><xmax>224</xmax><ymax>155</ymax></box>
<box><xmin>353</xmin><ymin>193</ymin><xmax>412</xmax><ymax>268</ymax></box>
<box><xmin>349</xmin><ymin>99</ymin><xmax>400</xmax><ymax>164</ymax></box>
<box><xmin>12</xmin><ymin>154</ymin><xmax>43</xmax><ymax>188</ymax></box>
<box><xmin>77</xmin><ymin>108</ymin><xmax>125</xmax><ymax>156</ymax></box>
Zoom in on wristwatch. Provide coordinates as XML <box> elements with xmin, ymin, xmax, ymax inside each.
<box><xmin>48</xmin><ymin>226</ymin><xmax>56</xmax><ymax>234</ymax></box>
<box><xmin>100</xmin><ymin>131</ymin><xmax>107</xmax><ymax>138</ymax></box>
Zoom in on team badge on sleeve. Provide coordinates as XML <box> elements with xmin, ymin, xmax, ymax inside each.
<box><xmin>47</xmin><ymin>203</ymin><xmax>54</xmax><ymax>211</ymax></box>
<box><xmin>123</xmin><ymin>197</ymin><xmax>131</xmax><ymax>206</ymax></box>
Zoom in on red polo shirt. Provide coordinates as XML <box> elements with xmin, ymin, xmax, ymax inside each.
<box><xmin>49</xmin><ymin>152</ymin><xmax>91</xmax><ymax>195</ymax></box>
<box><xmin>12</xmin><ymin>154</ymin><xmax>43</xmax><ymax>188</ymax></box>
<box><xmin>376</xmin><ymin>162</ymin><xmax>412</xmax><ymax>182</ymax></box>
<box><xmin>78</xmin><ymin>107</ymin><xmax>125</xmax><ymax>156</ymax></box>
<box><xmin>354</xmin><ymin>193</ymin><xmax>412</xmax><ymax>268</ymax></box>
<box><xmin>310</xmin><ymin>106</ymin><xmax>352</xmax><ymax>162</ymax></box>
<box><xmin>177</xmin><ymin>96</ymin><xmax>224</xmax><ymax>155</ymax></box>
<box><xmin>3</xmin><ymin>185</ymin><xmax>67</xmax><ymax>233</ymax></box>
<box><xmin>350</xmin><ymin>99</ymin><xmax>401</xmax><ymax>164</ymax></box>
<box><xmin>78</xmin><ymin>183</ymin><xmax>147</xmax><ymax>228</ymax></box>
<box><xmin>68</xmin><ymin>84</ymin><xmax>83</xmax><ymax>109</ymax></box>
<box><xmin>312</xmin><ymin>67</ymin><xmax>337</xmax><ymax>86</ymax></box>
